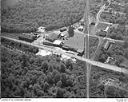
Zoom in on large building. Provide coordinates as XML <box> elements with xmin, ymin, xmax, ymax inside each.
<box><xmin>45</xmin><ymin>33</ymin><xmax>59</xmax><ymax>42</ymax></box>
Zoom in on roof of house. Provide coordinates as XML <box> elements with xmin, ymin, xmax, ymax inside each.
<box><xmin>53</xmin><ymin>40</ymin><xmax>62</xmax><ymax>45</ymax></box>
<box><xmin>61</xmin><ymin>31</ymin><xmax>68</xmax><ymax>37</ymax></box>
<box><xmin>46</xmin><ymin>33</ymin><xmax>59</xmax><ymax>42</ymax></box>
<box><xmin>97</xmin><ymin>23</ymin><xmax>110</xmax><ymax>31</ymax></box>
<box><xmin>36</xmin><ymin>49</ymin><xmax>51</xmax><ymax>56</ymax></box>
<box><xmin>120</xmin><ymin>60</ymin><xmax>128</xmax><ymax>68</ymax></box>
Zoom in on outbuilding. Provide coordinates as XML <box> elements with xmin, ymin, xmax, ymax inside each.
<box><xmin>37</xmin><ymin>26</ymin><xmax>46</xmax><ymax>33</ymax></box>
<box><xmin>53</xmin><ymin>40</ymin><xmax>63</xmax><ymax>46</ymax></box>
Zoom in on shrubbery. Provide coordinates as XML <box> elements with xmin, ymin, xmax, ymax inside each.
<box><xmin>1</xmin><ymin>47</ymin><xmax>87</xmax><ymax>98</ymax></box>
<box><xmin>1</xmin><ymin>37</ymin><xmax>39</xmax><ymax>54</ymax></box>
<box><xmin>1</xmin><ymin>0</ymin><xmax>85</xmax><ymax>33</ymax></box>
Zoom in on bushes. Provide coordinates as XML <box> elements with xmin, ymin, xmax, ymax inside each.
<box><xmin>1</xmin><ymin>37</ymin><xmax>39</xmax><ymax>54</ymax></box>
<box><xmin>1</xmin><ymin>47</ymin><xmax>87</xmax><ymax>98</ymax></box>
<box><xmin>1</xmin><ymin>0</ymin><xmax>84</xmax><ymax>33</ymax></box>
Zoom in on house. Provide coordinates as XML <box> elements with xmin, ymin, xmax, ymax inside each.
<box><xmin>53</xmin><ymin>40</ymin><xmax>64</xmax><ymax>46</ymax></box>
<box><xmin>45</xmin><ymin>33</ymin><xmax>59</xmax><ymax>42</ymax></box>
<box><xmin>104</xmin><ymin>40</ymin><xmax>110</xmax><ymax>50</ymax></box>
<box><xmin>37</xmin><ymin>26</ymin><xmax>45</xmax><ymax>33</ymax></box>
<box><xmin>60</xmin><ymin>54</ymin><xmax>76</xmax><ymax>63</ymax></box>
<box><xmin>105</xmin><ymin>56</ymin><xmax>115</xmax><ymax>64</ymax></box>
<box><xmin>60</xmin><ymin>27</ymin><xmax>67</xmax><ymax>32</ymax></box>
<box><xmin>36</xmin><ymin>49</ymin><xmax>51</xmax><ymax>56</ymax></box>
<box><xmin>78</xmin><ymin>26</ymin><xmax>84</xmax><ymax>32</ymax></box>
<box><xmin>77</xmin><ymin>49</ymin><xmax>84</xmax><ymax>56</ymax></box>
<box><xmin>120</xmin><ymin>60</ymin><xmax>128</xmax><ymax>68</ymax></box>
<box><xmin>59</xmin><ymin>31</ymin><xmax>69</xmax><ymax>39</ymax></box>
<box><xmin>104</xmin><ymin>40</ymin><xmax>115</xmax><ymax>50</ymax></box>
<box><xmin>104</xmin><ymin>26</ymin><xmax>110</xmax><ymax>32</ymax></box>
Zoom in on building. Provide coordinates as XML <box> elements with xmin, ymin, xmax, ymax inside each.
<box><xmin>59</xmin><ymin>31</ymin><xmax>69</xmax><ymax>39</ymax></box>
<box><xmin>120</xmin><ymin>60</ymin><xmax>128</xmax><ymax>68</ymax></box>
<box><xmin>53</xmin><ymin>40</ymin><xmax>64</xmax><ymax>47</ymax></box>
<box><xmin>104</xmin><ymin>26</ymin><xmax>110</xmax><ymax>32</ymax></box>
<box><xmin>36</xmin><ymin>49</ymin><xmax>51</xmax><ymax>56</ymax></box>
<box><xmin>105</xmin><ymin>56</ymin><xmax>115</xmax><ymax>64</ymax></box>
<box><xmin>104</xmin><ymin>40</ymin><xmax>115</xmax><ymax>50</ymax></box>
<box><xmin>60</xmin><ymin>27</ymin><xmax>67</xmax><ymax>32</ymax></box>
<box><xmin>37</xmin><ymin>26</ymin><xmax>45</xmax><ymax>33</ymax></box>
<box><xmin>45</xmin><ymin>33</ymin><xmax>59</xmax><ymax>42</ymax></box>
<box><xmin>77</xmin><ymin>49</ymin><xmax>84</xmax><ymax>56</ymax></box>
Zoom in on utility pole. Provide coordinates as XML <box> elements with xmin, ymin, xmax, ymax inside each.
<box><xmin>83</xmin><ymin>0</ymin><xmax>91</xmax><ymax>98</ymax></box>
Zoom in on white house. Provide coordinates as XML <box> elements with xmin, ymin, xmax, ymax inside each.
<box><xmin>37</xmin><ymin>26</ymin><xmax>46</xmax><ymax>33</ymax></box>
<box><xmin>53</xmin><ymin>40</ymin><xmax>63</xmax><ymax>46</ymax></box>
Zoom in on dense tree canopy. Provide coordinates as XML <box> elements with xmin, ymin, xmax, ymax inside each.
<box><xmin>1</xmin><ymin>0</ymin><xmax>85</xmax><ymax>33</ymax></box>
<box><xmin>1</xmin><ymin>46</ymin><xmax>87</xmax><ymax>98</ymax></box>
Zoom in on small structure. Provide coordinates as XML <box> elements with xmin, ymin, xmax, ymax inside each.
<box><xmin>78</xmin><ymin>26</ymin><xmax>84</xmax><ymax>32</ymax></box>
<box><xmin>60</xmin><ymin>27</ymin><xmax>67</xmax><ymax>32</ymax></box>
<box><xmin>60</xmin><ymin>54</ymin><xmax>76</xmax><ymax>63</ymax></box>
<box><xmin>77</xmin><ymin>49</ymin><xmax>84</xmax><ymax>56</ymax></box>
<box><xmin>105</xmin><ymin>56</ymin><xmax>115</xmax><ymax>64</ymax></box>
<box><xmin>104</xmin><ymin>26</ymin><xmax>110</xmax><ymax>32</ymax></box>
<box><xmin>97</xmin><ymin>30</ymin><xmax>107</xmax><ymax>37</ymax></box>
<box><xmin>53</xmin><ymin>40</ymin><xmax>63</xmax><ymax>46</ymax></box>
<box><xmin>59</xmin><ymin>31</ymin><xmax>69</xmax><ymax>39</ymax></box>
<box><xmin>45</xmin><ymin>33</ymin><xmax>59</xmax><ymax>42</ymax></box>
<box><xmin>36</xmin><ymin>49</ymin><xmax>52</xmax><ymax>56</ymax></box>
<box><xmin>37</xmin><ymin>26</ymin><xmax>45</xmax><ymax>33</ymax></box>
<box><xmin>120</xmin><ymin>60</ymin><xmax>128</xmax><ymax>68</ymax></box>
<box><xmin>104</xmin><ymin>40</ymin><xmax>115</xmax><ymax>50</ymax></box>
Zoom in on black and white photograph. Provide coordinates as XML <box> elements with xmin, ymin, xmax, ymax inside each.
<box><xmin>1</xmin><ymin>0</ymin><xmax>128</xmax><ymax>100</ymax></box>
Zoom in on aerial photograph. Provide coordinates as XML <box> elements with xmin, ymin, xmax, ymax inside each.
<box><xmin>1</xmin><ymin>0</ymin><xmax>128</xmax><ymax>98</ymax></box>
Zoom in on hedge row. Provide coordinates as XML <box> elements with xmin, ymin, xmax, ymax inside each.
<box><xmin>1</xmin><ymin>37</ymin><xmax>39</xmax><ymax>54</ymax></box>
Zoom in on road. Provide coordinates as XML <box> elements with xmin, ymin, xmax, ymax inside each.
<box><xmin>2</xmin><ymin>36</ymin><xmax>128</xmax><ymax>74</ymax></box>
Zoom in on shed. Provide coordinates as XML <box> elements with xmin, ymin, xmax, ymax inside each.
<box><xmin>104</xmin><ymin>41</ymin><xmax>110</xmax><ymax>50</ymax></box>
<box><xmin>37</xmin><ymin>26</ymin><xmax>45</xmax><ymax>33</ymax></box>
<box><xmin>53</xmin><ymin>40</ymin><xmax>63</xmax><ymax>46</ymax></box>
<box><xmin>46</xmin><ymin>33</ymin><xmax>59</xmax><ymax>42</ymax></box>
<box><xmin>120</xmin><ymin>60</ymin><xmax>128</xmax><ymax>68</ymax></box>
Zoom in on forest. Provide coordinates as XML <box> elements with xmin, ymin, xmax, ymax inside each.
<box><xmin>1</xmin><ymin>46</ymin><xmax>87</xmax><ymax>98</ymax></box>
<box><xmin>1</xmin><ymin>0</ymin><xmax>85</xmax><ymax>33</ymax></box>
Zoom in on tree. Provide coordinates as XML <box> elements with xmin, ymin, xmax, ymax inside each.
<box><xmin>56</xmin><ymin>88</ymin><xmax>65</xmax><ymax>98</ymax></box>
<box><xmin>60</xmin><ymin>64</ymin><xmax>66</xmax><ymax>73</ymax></box>
<box><xmin>68</xmin><ymin>26</ymin><xmax>74</xmax><ymax>37</ymax></box>
<box><xmin>123</xmin><ymin>38</ymin><xmax>128</xmax><ymax>48</ymax></box>
<box><xmin>41</xmin><ymin>62</ymin><xmax>49</xmax><ymax>73</ymax></box>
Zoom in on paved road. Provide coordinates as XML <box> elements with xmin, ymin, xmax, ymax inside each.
<box><xmin>2</xmin><ymin>36</ymin><xmax>128</xmax><ymax>75</ymax></box>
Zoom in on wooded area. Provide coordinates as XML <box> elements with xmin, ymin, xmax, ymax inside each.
<box><xmin>1</xmin><ymin>46</ymin><xmax>87</xmax><ymax>98</ymax></box>
<box><xmin>1</xmin><ymin>0</ymin><xmax>85</xmax><ymax>33</ymax></box>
